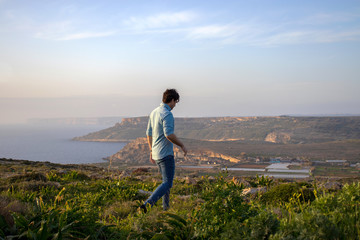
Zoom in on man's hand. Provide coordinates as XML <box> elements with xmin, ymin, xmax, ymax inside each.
<box><xmin>149</xmin><ymin>153</ymin><xmax>155</xmax><ymax>164</ymax></box>
<box><xmin>147</xmin><ymin>136</ymin><xmax>155</xmax><ymax>164</ymax></box>
<box><xmin>181</xmin><ymin>145</ymin><xmax>188</xmax><ymax>157</ymax></box>
<box><xmin>166</xmin><ymin>133</ymin><xmax>188</xmax><ymax>156</ymax></box>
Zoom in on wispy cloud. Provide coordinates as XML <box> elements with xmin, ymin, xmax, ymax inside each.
<box><xmin>301</xmin><ymin>12</ymin><xmax>360</xmax><ymax>25</ymax></box>
<box><xmin>57</xmin><ymin>31</ymin><xmax>117</xmax><ymax>41</ymax></box>
<box><xmin>251</xmin><ymin>12</ymin><xmax>360</xmax><ymax>46</ymax></box>
<box><xmin>32</xmin><ymin>19</ymin><xmax>117</xmax><ymax>41</ymax></box>
<box><xmin>123</xmin><ymin>11</ymin><xmax>197</xmax><ymax>30</ymax></box>
<box><xmin>187</xmin><ymin>24</ymin><xmax>241</xmax><ymax>39</ymax></box>
<box><xmin>36</xmin><ymin>30</ymin><xmax>117</xmax><ymax>41</ymax></box>
<box><xmin>35</xmin><ymin>11</ymin><xmax>196</xmax><ymax>41</ymax></box>
<box><xmin>121</xmin><ymin>10</ymin><xmax>360</xmax><ymax>47</ymax></box>
<box><xmin>251</xmin><ymin>28</ymin><xmax>360</xmax><ymax>47</ymax></box>
<box><xmin>5</xmin><ymin>5</ymin><xmax>360</xmax><ymax>46</ymax></box>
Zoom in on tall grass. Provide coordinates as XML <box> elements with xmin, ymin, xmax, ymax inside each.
<box><xmin>0</xmin><ymin>170</ymin><xmax>359</xmax><ymax>239</ymax></box>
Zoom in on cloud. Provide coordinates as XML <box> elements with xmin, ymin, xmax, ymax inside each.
<box><xmin>124</xmin><ymin>11</ymin><xmax>197</xmax><ymax>29</ymax></box>
<box><xmin>36</xmin><ymin>31</ymin><xmax>117</xmax><ymax>41</ymax></box>
<box><xmin>5</xmin><ymin>5</ymin><xmax>360</xmax><ymax>46</ymax></box>
<box><xmin>187</xmin><ymin>24</ymin><xmax>241</xmax><ymax>40</ymax></box>
<box><xmin>250</xmin><ymin>12</ymin><xmax>360</xmax><ymax>46</ymax></box>
<box><xmin>301</xmin><ymin>12</ymin><xmax>360</xmax><ymax>25</ymax></box>
<box><xmin>33</xmin><ymin>19</ymin><xmax>117</xmax><ymax>41</ymax></box>
<box><xmin>255</xmin><ymin>29</ymin><xmax>360</xmax><ymax>46</ymax></box>
<box><xmin>58</xmin><ymin>31</ymin><xmax>117</xmax><ymax>41</ymax></box>
<box><xmin>33</xmin><ymin>11</ymin><xmax>196</xmax><ymax>41</ymax></box>
<box><xmin>121</xmin><ymin>10</ymin><xmax>360</xmax><ymax>47</ymax></box>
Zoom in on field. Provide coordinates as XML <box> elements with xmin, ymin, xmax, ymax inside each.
<box><xmin>182</xmin><ymin>139</ymin><xmax>360</xmax><ymax>162</ymax></box>
<box><xmin>1</xmin><ymin>159</ymin><xmax>359</xmax><ymax>239</ymax></box>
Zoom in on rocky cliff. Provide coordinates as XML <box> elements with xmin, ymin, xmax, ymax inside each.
<box><xmin>107</xmin><ymin>138</ymin><xmax>150</xmax><ymax>164</ymax></box>
<box><xmin>107</xmin><ymin>137</ymin><xmax>243</xmax><ymax>165</ymax></box>
<box><xmin>107</xmin><ymin>136</ymin><xmax>360</xmax><ymax>165</ymax></box>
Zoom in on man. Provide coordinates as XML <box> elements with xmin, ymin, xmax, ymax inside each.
<box><xmin>140</xmin><ymin>89</ymin><xmax>187</xmax><ymax>213</ymax></box>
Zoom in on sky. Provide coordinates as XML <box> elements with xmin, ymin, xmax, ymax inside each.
<box><xmin>0</xmin><ymin>0</ymin><xmax>360</xmax><ymax>124</ymax></box>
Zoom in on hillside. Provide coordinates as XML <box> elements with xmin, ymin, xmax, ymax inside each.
<box><xmin>107</xmin><ymin>137</ymin><xmax>360</xmax><ymax>167</ymax></box>
<box><xmin>73</xmin><ymin>116</ymin><xmax>360</xmax><ymax>144</ymax></box>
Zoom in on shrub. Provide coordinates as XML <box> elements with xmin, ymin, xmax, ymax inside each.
<box><xmin>8</xmin><ymin>173</ymin><xmax>47</xmax><ymax>183</ymax></box>
<box><xmin>220</xmin><ymin>210</ymin><xmax>280</xmax><ymax>240</ymax></box>
<box><xmin>261</xmin><ymin>183</ymin><xmax>315</xmax><ymax>205</ymax></box>
<box><xmin>312</xmin><ymin>182</ymin><xmax>360</xmax><ymax>239</ymax></box>
<box><xmin>62</xmin><ymin>171</ymin><xmax>90</xmax><ymax>181</ymax></box>
<box><xmin>270</xmin><ymin>209</ymin><xmax>343</xmax><ymax>240</ymax></box>
<box><xmin>131</xmin><ymin>168</ymin><xmax>149</xmax><ymax>175</ymax></box>
<box><xmin>249</xmin><ymin>174</ymin><xmax>274</xmax><ymax>188</ymax></box>
<box><xmin>103</xmin><ymin>201</ymin><xmax>138</xmax><ymax>220</ymax></box>
<box><xmin>243</xmin><ymin>210</ymin><xmax>280</xmax><ymax>240</ymax></box>
<box><xmin>11</xmin><ymin>181</ymin><xmax>61</xmax><ymax>192</ymax></box>
<box><xmin>0</xmin><ymin>194</ymin><xmax>28</xmax><ymax>227</ymax></box>
<box><xmin>192</xmin><ymin>175</ymin><xmax>256</xmax><ymax>239</ymax></box>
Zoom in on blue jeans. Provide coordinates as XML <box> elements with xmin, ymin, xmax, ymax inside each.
<box><xmin>145</xmin><ymin>155</ymin><xmax>175</xmax><ymax>210</ymax></box>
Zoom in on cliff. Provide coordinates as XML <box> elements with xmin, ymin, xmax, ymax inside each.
<box><xmin>107</xmin><ymin>137</ymin><xmax>245</xmax><ymax>165</ymax></box>
<box><xmin>73</xmin><ymin>117</ymin><xmax>147</xmax><ymax>142</ymax></box>
<box><xmin>74</xmin><ymin>116</ymin><xmax>360</xmax><ymax>144</ymax></box>
<box><xmin>107</xmin><ymin>138</ymin><xmax>150</xmax><ymax>164</ymax></box>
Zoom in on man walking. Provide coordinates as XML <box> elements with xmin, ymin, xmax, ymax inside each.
<box><xmin>140</xmin><ymin>89</ymin><xmax>187</xmax><ymax>212</ymax></box>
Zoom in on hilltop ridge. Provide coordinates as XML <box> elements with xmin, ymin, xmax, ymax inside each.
<box><xmin>73</xmin><ymin>116</ymin><xmax>360</xmax><ymax>144</ymax></box>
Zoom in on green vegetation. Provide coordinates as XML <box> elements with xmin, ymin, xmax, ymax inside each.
<box><xmin>1</xmin><ymin>164</ymin><xmax>359</xmax><ymax>239</ymax></box>
<box><xmin>313</xmin><ymin>166</ymin><xmax>360</xmax><ymax>177</ymax></box>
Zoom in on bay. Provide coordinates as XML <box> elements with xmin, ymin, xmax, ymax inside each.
<box><xmin>0</xmin><ymin>124</ymin><xmax>126</xmax><ymax>164</ymax></box>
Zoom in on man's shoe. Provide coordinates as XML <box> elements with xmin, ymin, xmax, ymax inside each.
<box><xmin>139</xmin><ymin>204</ymin><xmax>147</xmax><ymax>214</ymax></box>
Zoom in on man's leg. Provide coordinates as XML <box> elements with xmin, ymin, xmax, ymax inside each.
<box><xmin>144</xmin><ymin>155</ymin><xmax>175</xmax><ymax>209</ymax></box>
<box><xmin>162</xmin><ymin>156</ymin><xmax>175</xmax><ymax>210</ymax></box>
<box><xmin>162</xmin><ymin>189</ymin><xmax>170</xmax><ymax>211</ymax></box>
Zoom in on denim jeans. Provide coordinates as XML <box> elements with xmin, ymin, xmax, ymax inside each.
<box><xmin>145</xmin><ymin>155</ymin><xmax>175</xmax><ymax>210</ymax></box>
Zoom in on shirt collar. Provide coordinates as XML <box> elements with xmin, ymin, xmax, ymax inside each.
<box><xmin>160</xmin><ymin>102</ymin><xmax>172</xmax><ymax>111</ymax></box>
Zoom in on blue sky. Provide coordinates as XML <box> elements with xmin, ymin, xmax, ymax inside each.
<box><xmin>0</xmin><ymin>0</ymin><xmax>360</xmax><ymax>123</ymax></box>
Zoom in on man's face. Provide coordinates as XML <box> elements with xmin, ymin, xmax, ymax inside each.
<box><xmin>168</xmin><ymin>99</ymin><xmax>179</xmax><ymax>110</ymax></box>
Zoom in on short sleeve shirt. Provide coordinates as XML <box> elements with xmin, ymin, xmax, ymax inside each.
<box><xmin>146</xmin><ymin>103</ymin><xmax>174</xmax><ymax>160</ymax></box>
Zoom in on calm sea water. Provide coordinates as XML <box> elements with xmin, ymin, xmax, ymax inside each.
<box><xmin>0</xmin><ymin>124</ymin><xmax>126</xmax><ymax>164</ymax></box>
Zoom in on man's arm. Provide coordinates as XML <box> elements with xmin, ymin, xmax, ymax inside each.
<box><xmin>147</xmin><ymin>135</ymin><xmax>155</xmax><ymax>164</ymax></box>
<box><xmin>166</xmin><ymin>134</ymin><xmax>188</xmax><ymax>156</ymax></box>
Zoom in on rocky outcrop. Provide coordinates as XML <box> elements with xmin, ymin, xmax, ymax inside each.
<box><xmin>265</xmin><ymin>132</ymin><xmax>292</xmax><ymax>144</ymax></box>
<box><xmin>108</xmin><ymin>137</ymin><xmax>242</xmax><ymax>165</ymax></box>
<box><xmin>108</xmin><ymin>138</ymin><xmax>149</xmax><ymax>164</ymax></box>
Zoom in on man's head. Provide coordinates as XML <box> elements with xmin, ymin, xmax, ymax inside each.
<box><xmin>163</xmin><ymin>89</ymin><xmax>180</xmax><ymax>110</ymax></box>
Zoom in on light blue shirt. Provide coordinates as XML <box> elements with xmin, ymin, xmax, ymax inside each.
<box><xmin>146</xmin><ymin>103</ymin><xmax>175</xmax><ymax>161</ymax></box>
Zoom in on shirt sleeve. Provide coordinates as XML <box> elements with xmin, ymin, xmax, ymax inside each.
<box><xmin>163</xmin><ymin>113</ymin><xmax>174</xmax><ymax>137</ymax></box>
<box><xmin>146</xmin><ymin>117</ymin><xmax>152</xmax><ymax>136</ymax></box>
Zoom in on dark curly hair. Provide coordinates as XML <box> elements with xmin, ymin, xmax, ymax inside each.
<box><xmin>162</xmin><ymin>89</ymin><xmax>180</xmax><ymax>104</ymax></box>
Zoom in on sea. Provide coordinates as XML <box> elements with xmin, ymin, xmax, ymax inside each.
<box><xmin>0</xmin><ymin>124</ymin><xmax>126</xmax><ymax>164</ymax></box>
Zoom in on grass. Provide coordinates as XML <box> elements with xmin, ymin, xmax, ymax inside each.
<box><xmin>313</xmin><ymin>166</ymin><xmax>360</xmax><ymax>177</ymax></box>
<box><xmin>0</xmin><ymin>160</ymin><xmax>359</xmax><ymax>239</ymax></box>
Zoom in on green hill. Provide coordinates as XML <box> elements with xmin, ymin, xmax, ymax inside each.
<box><xmin>73</xmin><ymin>116</ymin><xmax>360</xmax><ymax>144</ymax></box>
